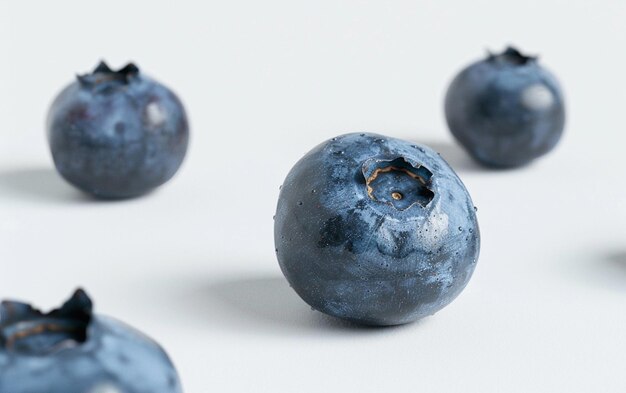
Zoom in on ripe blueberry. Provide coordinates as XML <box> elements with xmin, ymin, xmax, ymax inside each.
<box><xmin>47</xmin><ymin>62</ymin><xmax>189</xmax><ymax>198</ymax></box>
<box><xmin>274</xmin><ymin>133</ymin><xmax>480</xmax><ymax>326</ymax></box>
<box><xmin>0</xmin><ymin>289</ymin><xmax>182</xmax><ymax>393</ymax></box>
<box><xmin>445</xmin><ymin>47</ymin><xmax>565</xmax><ymax>168</ymax></box>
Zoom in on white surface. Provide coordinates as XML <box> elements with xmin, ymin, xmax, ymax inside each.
<box><xmin>1</xmin><ymin>1</ymin><xmax>626</xmax><ymax>392</ymax></box>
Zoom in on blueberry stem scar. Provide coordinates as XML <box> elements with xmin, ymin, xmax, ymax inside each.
<box><xmin>487</xmin><ymin>46</ymin><xmax>537</xmax><ymax>66</ymax></box>
<box><xmin>0</xmin><ymin>289</ymin><xmax>91</xmax><ymax>354</ymax></box>
<box><xmin>77</xmin><ymin>61</ymin><xmax>140</xmax><ymax>86</ymax></box>
<box><xmin>4</xmin><ymin>323</ymin><xmax>82</xmax><ymax>350</ymax></box>
<box><xmin>363</xmin><ymin>157</ymin><xmax>434</xmax><ymax>210</ymax></box>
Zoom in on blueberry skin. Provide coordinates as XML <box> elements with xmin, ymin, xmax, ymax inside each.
<box><xmin>274</xmin><ymin>133</ymin><xmax>480</xmax><ymax>326</ymax></box>
<box><xmin>47</xmin><ymin>62</ymin><xmax>189</xmax><ymax>199</ymax></box>
<box><xmin>445</xmin><ymin>47</ymin><xmax>565</xmax><ymax>168</ymax></box>
<box><xmin>0</xmin><ymin>290</ymin><xmax>182</xmax><ymax>393</ymax></box>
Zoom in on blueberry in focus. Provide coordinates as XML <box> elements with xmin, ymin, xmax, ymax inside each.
<box><xmin>0</xmin><ymin>289</ymin><xmax>182</xmax><ymax>393</ymax></box>
<box><xmin>47</xmin><ymin>61</ymin><xmax>189</xmax><ymax>198</ymax></box>
<box><xmin>445</xmin><ymin>46</ymin><xmax>565</xmax><ymax>168</ymax></box>
<box><xmin>274</xmin><ymin>133</ymin><xmax>480</xmax><ymax>326</ymax></box>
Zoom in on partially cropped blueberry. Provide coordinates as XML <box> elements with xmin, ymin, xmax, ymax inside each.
<box><xmin>274</xmin><ymin>133</ymin><xmax>480</xmax><ymax>326</ymax></box>
<box><xmin>445</xmin><ymin>47</ymin><xmax>565</xmax><ymax>168</ymax></box>
<box><xmin>47</xmin><ymin>61</ymin><xmax>189</xmax><ymax>198</ymax></box>
<box><xmin>0</xmin><ymin>289</ymin><xmax>182</xmax><ymax>393</ymax></box>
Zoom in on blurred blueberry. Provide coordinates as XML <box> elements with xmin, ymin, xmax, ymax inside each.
<box><xmin>0</xmin><ymin>289</ymin><xmax>182</xmax><ymax>393</ymax></box>
<box><xmin>47</xmin><ymin>61</ymin><xmax>189</xmax><ymax>199</ymax></box>
<box><xmin>274</xmin><ymin>133</ymin><xmax>480</xmax><ymax>326</ymax></box>
<box><xmin>445</xmin><ymin>47</ymin><xmax>565</xmax><ymax>167</ymax></box>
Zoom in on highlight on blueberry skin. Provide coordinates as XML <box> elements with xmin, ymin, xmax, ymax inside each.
<box><xmin>0</xmin><ymin>289</ymin><xmax>182</xmax><ymax>393</ymax></box>
<box><xmin>47</xmin><ymin>61</ymin><xmax>189</xmax><ymax>199</ymax></box>
<box><xmin>274</xmin><ymin>133</ymin><xmax>480</xmax><ymax>326</ymax></box>
<box><xmin>445</xmin><ymin>46</ymin><xmax>565</xmax><ymax>168</ymax></box>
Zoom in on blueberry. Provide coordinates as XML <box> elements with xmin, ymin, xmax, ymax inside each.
<box><xmin>274</xmin><ymin>133</ymin><xmax>480</xmax><ymax>326</ymax></box>
<box><xmin>0</xmin><ymin>289</ymin><xmax>182</xmax><ymax>393</ymax></box>
<box><xmin>47</xmin><ymin>62</ymin><xmax>189</xmax><ymax>199</ymax></box>
<box><xmin>445</xmin><ymin>46</ymin><xmax>565</xmax><ymax>168</ymax></box>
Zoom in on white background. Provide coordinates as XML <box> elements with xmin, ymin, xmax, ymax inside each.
<box><xmin>1</xmin><ymin>1</ymin><xmax>625</xmax><ymax>392</ymax></box>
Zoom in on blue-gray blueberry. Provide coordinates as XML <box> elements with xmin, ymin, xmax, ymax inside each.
<box><xmin>274</xmin><ymin>133</ymin><xmax>480</xmax><ymax>326</ymax></box>
<box><xmin>47</xmin><ymin>62</ymin><xmax>189</xmax><ymax>198</ymax></box>
<box><xmin>445</xmin><ymin>47</ymin><xmax>565</xmax><ymax>168</ymax></box>
<box><xmin>0</xmin><ymin>289</ymin><xmax>182</xmax><ymax>393</ymax></box>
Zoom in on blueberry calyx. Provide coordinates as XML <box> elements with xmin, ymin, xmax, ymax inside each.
<box><xmin>488</xmin><ymin>46</ymin><xmax>537</xmax><ymax>66</ymax></box>
<box><xmin>77</xmin><ymin>61</ymin><xmax>140</xmax><ymax>88</ymax></box>
<box><xmin>0</xmin><ymin>289</ymin><xmax>92</xmax><ymax>355</ymax></box>
<box><xmin>362</xmin><ymin>157</ymin><xmax>434</xmax><ymax>211</ymax></box>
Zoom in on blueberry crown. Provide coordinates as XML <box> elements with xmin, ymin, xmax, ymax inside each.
<box><xmin>488</xmin><ymin>46</ymin><xmax>537</xmax><ymax>66</ymax></box>
<box><xmin>0</xmin><ymin>289</ymin><xmax>93</xmax><ymax>354</ymax></box>
<box><xmin>77</xmin><ymin>61</ymin><xmax>140</xmax><ymax>87</ymax></box>
<box><xmin>362</xmin><ymin>157</ymin><xmax>434</xmax><ymax>211</ymax></box>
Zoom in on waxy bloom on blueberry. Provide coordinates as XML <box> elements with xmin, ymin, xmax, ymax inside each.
<box><xmin>47</xmin><ymin>61</ymin><xmax>189</xmax><ymax>198</ymax></box>
<box><xmin>0</xmin><ymin>289</ymin><xmax>182</xmax><ymax>393</ymax></box>
<box><xmin>445</xmin><ymin>47</ymin><xmax>565</xmax><ymax>168</ymax></box>
<box><xmin>274</xmin><ymin>133</ymin><xmax>480</xmax><ymax>326</ymax></box>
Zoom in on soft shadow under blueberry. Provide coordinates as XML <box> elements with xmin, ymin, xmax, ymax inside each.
<box><xmin>571</xmin><ymin>251</ymin><xmax>626</xmax><ymax>292</ymax></box>
<box><xmin>606</xmin><ymin>252</ymin><xmax>626</xmax><ymax>269</ymax></box>
<box><xmin>0</xmin><ymin>167</ymin><xmax>88</xmax><ymax>203</ymax></box>
<box><xmin>208</xmin><ymin>276</ymin><xmax>350</xmax><ymax>331</ymax></box>
<box><xmin>159</xmin><ymin>273</ymin><xmax>416</xmax><ymax>336</ymax></box>
<box><xmin>600</xmin><ymin>252</ymin><xmax>626</xmax><ymax>288</ymax></box>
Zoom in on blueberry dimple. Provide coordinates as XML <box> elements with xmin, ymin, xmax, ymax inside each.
<box><xmin>445</xmin><ymin>46</ymin><xmax>565</xmax><ymax>168</ymax></box>
<box><xmin>274</xmin><ymin>132</ymin><xmax>480</xmax><ymax>326</ymax></box>
<box><xmin>114</xmin><ymin>122</ymin><xmax>126</xmax><ymax>135</ymax></box>
<box><xmin>0</xmin><ymin>290</ymin><xmax>182</xmax><ymax>393</ymax></box>
<box><xmin>47</xmin><ymin>61</ymin><xmax>189</xmax><ymax>199</ymax></box>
